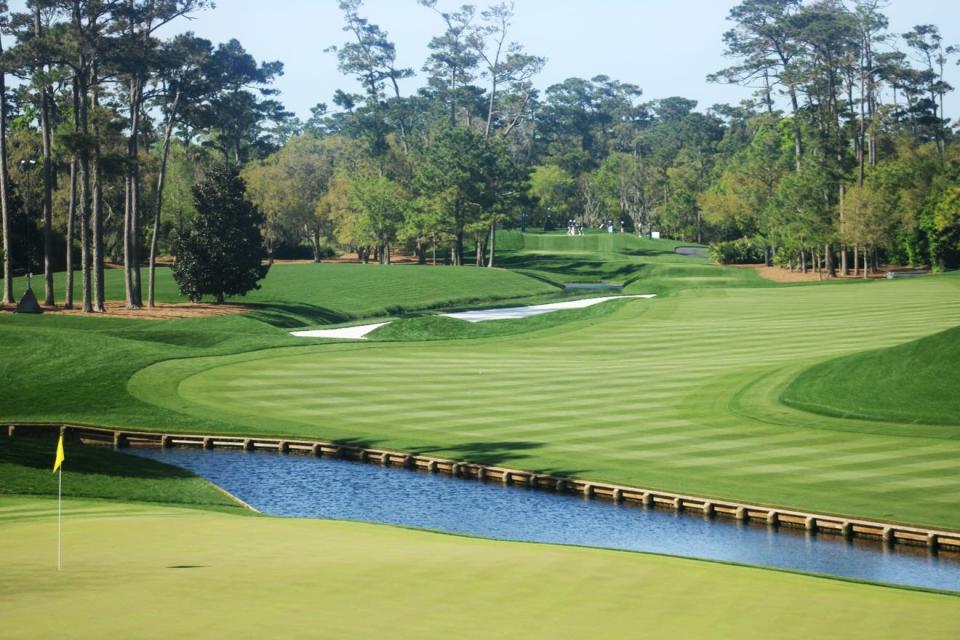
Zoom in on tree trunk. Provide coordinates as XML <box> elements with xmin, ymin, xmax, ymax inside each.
<box><xmin>789</xmin><ymin>88</ymin><xmax>802</xmax><ymax>170</ymax></box>
<box><xmin>825</xmin><ymin>243</ymin><xmax>834</xmax><ymax>279</ymax></box>
<box><xmin>853</xmin><ymin>246</ymin><xmax>859</xmax><ymax>277</ymax></box>
<box><xmin>486</xmin><ymin>220</ymin><xmax>497</xmax><ymax>268</ymax></box>
<box><xmin>35</xmin><ymin>9</ymin><xmax>55</xmax><ymax>307</ymax></box>
<box><xmin>840</xmin><ymin>243</ymin><xmax>848</xmax><ymax>276</ymax></box>
<box><xmin>64</xmin><ymin>160</ymin><xmax>77</xmax><ymax>309</ymax></box>
<box><xmin>124</xmin><ymin>75</ymin><xmax>144</xmax><ymax>309</ymax></box>
<box><xmin>800</xmin><ymin>249</ymin><xmax>806</xmax><ymax>274</ymax></box>
<box><xmin>71</xmin><ymin>4</ymin><xmax>93</xmax><ymax>312</ymax></box>
<box><xmin>92</xmin><ymin>76</ymin><xmax>105</xmax><ymax>312</ymax></box>
<box><xmin>0</xmin><ymin>35</ymin><xmax>12</xmax><ymax>305</ymax></box>
<box><xmin>148</xmin><ymin>90</ymin><xmax>180</xmax><ymax>308</ymax></box>
<box><xmin>454</xmin><ymin>230</ymin><xmax>463</xmax><ymax>266</ymax></box>
<box><xmin>311</xmin><ymin>225</ymin><xmax>321</xmax><ymax>263</ymax></box>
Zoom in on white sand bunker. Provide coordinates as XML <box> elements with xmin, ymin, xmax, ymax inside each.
<box><xmin>291</xmin><ymin>295</ymin><xmax>656</xmax><ymax>339</ymax></box>
<box><xmin>442</xmin><ymin>295</ymin><xmax>656</xmax><ymax>323</ymax></box>
<box><xmin>290</xmin><ymin>322</ymin><xmax>390</xmax><ymax>340</ymax></box>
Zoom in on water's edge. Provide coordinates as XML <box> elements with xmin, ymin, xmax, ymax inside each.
<box><xmin>127</xmin><ymin>445</ymin><xmax>960</xmax><ymax>593</ymax></box>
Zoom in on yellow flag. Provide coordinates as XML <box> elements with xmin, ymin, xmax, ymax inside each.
<box><xmin>52</xmin><ymin>434</ymin><xmax>65</xmax><ymax>474</ymax></box>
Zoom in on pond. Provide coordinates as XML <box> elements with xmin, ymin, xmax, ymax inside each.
<box><xmin>129</xmin><ymin>448</ymin><xmax>959</xmax><ymax>592</ymax></box>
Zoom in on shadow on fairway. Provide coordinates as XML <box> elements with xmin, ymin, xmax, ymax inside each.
<box><xmin>412</xmin><ymin>441</ymin><xmax>588</xmax><ymax>475</ymax></box>
<box><xmin>242</xmin><ymin>303</ymin><xmax>351</xmax><ymax>328</ymax></box>
<box><xmin>1</xmin><ymin>438</ymin><xmax>195</xmax><ymax>479</ymax></box>
<box><xmin>498</xmin><ymin>255</ymin><xmax>643</xmax><ymax>281</ymax></box>
<box><xmin>334</xmin><ymin>437</ymin><xmax>387</xmax><ymax>450</ymax></box>
<box><xmin>332</xmin><ymin>438</ymin><xmax>587</xmax><ymax>477</ymax></box>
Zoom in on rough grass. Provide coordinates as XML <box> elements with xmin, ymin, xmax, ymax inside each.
<box><xmin>127</xmin><ymin>274</ymin><xmax>960</xmax><ymax>529</ymax></box>
<box><xmin>781</xmin><ymin>324</ymin><xmax>960</xmax><ymax>425</ymax></box>
<box><xmin>2</xmin><ymin>497</ymin><xmax>958</xmax><ymax>640</ymax></box>
<box><xmin>0</xmin><ymin>438</ymin><xmax>239</xmax><ymax>509</ymax></box>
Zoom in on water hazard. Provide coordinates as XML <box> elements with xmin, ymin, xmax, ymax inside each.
<box><xmin>129</xmin><ymin>448</ymin><xmax>959</xmax><ymax>592</ymax></box>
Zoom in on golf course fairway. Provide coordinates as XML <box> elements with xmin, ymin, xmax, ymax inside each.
<box><xmin>130</xmin><ymin>273</ymin><xmax>960</xmax><ymax>529</ymax></box>
<box><xmin>2</xmin><ymin>497</ymin><xmax>958</xmax><ymax>640</ymax></box>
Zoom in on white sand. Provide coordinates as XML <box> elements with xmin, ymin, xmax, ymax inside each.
<box><xmin>290</xmin><ymin>322</ymin><xmax>391</xmax><ymax>340</ymax></box>
<box><xmin>291</xmin><ymin>295</ymin><xmax>656</xmax><ymax>338</ymax></box>
<box><xmin>441</xmin><ymin>295</ymin><xmax>656</xmax><ymax>323</ymax></box>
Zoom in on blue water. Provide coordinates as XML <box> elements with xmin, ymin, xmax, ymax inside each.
<box><xmin>129</xmin><ymin>448</ymin><xmax>960</xmax><ymax>592</ymax></box>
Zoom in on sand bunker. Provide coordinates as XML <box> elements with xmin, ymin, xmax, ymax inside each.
<box><xmin>290</xmin><ymin>322</ymin><xmax>391</xmax><ymax>340</ymax></box>
<box><xmin>441</xmin><ymin>295</ymin><xmax>656</xmax><ymax>323</ymax></box>
<box><xmin>290</xmin><ymin>295</ymin><xmax>655</xmax><ymax>339</ymax></box>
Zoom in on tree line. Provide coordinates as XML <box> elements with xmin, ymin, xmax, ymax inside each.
<box><xmin>2</xmin><ymin>0</ymin><xmax>959</xmax><ymax>313</ymax></box>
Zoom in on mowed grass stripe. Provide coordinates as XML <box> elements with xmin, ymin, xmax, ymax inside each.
<box><xmin>4</xmin><ymin>498</ymin><xmax>959</xmax><ymax>639</ymax></box>
<box><xmin>131</xmin><ymin>276</ymin><xmax>960</xmax><ymax>528</ymax></box>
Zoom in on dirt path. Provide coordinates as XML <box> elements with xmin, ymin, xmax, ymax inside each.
<box><xmin>734</xmin><ymin>264</ymin><xmax>892</xmax><ymax>283</ymax></box>
<box><xmin>0</xmin><ymin>300</ymin><xmax>250</xmax><ymax>320</ymax></box>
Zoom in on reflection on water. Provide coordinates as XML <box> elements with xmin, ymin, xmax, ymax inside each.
<box><xmin>128</xmin><ymin>448</ymin><xmax>959</xmax><ymax>592</ymax></box>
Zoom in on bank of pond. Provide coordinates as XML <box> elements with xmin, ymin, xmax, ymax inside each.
<box><xmin>127</xmin><ymin>447</ymin><xmax>959</xmax><ymax>593</ymax></box>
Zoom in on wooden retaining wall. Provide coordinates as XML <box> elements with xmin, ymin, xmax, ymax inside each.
<box><xmin>7</xmin><ymin>423</ymin><xmax>960</xmax><ymax>553</ymax></box>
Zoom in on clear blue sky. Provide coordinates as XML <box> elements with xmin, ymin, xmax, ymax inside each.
<box><xmin>10</xmin><ymin>0</ymin><xmax>960</xmax><ymax>120</ymax></box>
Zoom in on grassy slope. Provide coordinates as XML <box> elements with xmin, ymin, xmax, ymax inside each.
<box><xmin>0</xmin><ymin>438</ymin><xmax>239</xmax><ymax>509</ymax></box>
<box><xmin>11</xmin><ymin>262</ymin><xmax>560</xmax><ymax>326</ymax></box>
<box><xmin>0</xmin><ymin>263</ymin><xmax>558</xmax><ymax>429</ymax></box>
<box><xmin>781</xmin><ymin>324</ymin><xmax>960</xmax><ymax>425</ymax></box>
<box><xmin>2</xmin><ymin>497</ymin><xmax>958</xmax><ymax>640</ymax></box>
<box><xmin>130</xmin><ymin>274</ymin><xmax>960</xmax><ymax>529</ymax></box>
<box><xmin>498</xmin><ymin>231</ymin><xmax>778</xmax><ymax>298</ymax></box>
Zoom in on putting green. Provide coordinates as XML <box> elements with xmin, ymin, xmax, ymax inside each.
<box><xmin>2</xmin><ymin>498</ymin><xmax>957</xmax><ymax>639</ymax></box>
<box><xmin>130</xmin><ymin>275</ymin><xmax>960</xmax><ymax>529</ymax></box>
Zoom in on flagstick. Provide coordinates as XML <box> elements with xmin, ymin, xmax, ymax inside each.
<box><xmin>57</xmin><ymin>467</ymin><xmax>62</xmax><ymax>571</ymax></box>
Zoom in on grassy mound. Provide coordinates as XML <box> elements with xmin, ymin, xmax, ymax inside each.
<box><xmin>12</xmin><ymin>263</ymin><xmax>559</xmax><ymax>326</ymax></box>
<box><xmin>781</xmin><ymin>324</ymin><xmax>960</xmax><ymax>425</ymax></box>
<box><xmin>368</xmin><ymin>297</ymin><xmax>635</xmax><ymax>342</ymax></box>
<box><xmin>2</xmin><ymin>498</ymin><xmax>958</xmax><ymax>639</ymax></box>
<box><xmin>0</xmin><ymin>438</ymin><xmax>239</xmax><ymax>509</ymax></box>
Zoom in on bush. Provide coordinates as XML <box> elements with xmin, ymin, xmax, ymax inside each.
<box><xmin>709</xmin><ymin>237</ymin><xmax>768</xmax><ymax>265</ymax></box>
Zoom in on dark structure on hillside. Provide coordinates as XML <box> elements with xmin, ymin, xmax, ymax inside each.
<box><xmin>15</xmin><ymin>275</ymin><xmax>43</xmax><ymax>314</ymax></box>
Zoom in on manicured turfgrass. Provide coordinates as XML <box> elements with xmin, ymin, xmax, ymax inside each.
<box><xmin>3</xmin><ymin>235</ymin><xmax>959</xmax><ymax>528</ymax></box>
<box><xmin>11</xmin><ymin>262</ymin><xmax>560</xmax><ymax>326</ymax></box>
<box><xmin>128</xmin><ymin>274</ymin><xmax>960</xmax><ymax>529</ymax></box>
<box><xmin>2</xmin><ymin>497</ymin><xmax>958</xmax><ymax>640</ymax></box>
<box><xmin>0</xmin><ymin>438</ymin><xmax>240</xmax><ymax>510</ymax></box>
<box><xmin>781</xmin><ymin>324</ymin><xmax>960</xmax><ymax>425</ymax></box>
<box><xmin>496</xmin><ymin>231</ymin><xmax>776</xmax><ymax>296</ymax></box>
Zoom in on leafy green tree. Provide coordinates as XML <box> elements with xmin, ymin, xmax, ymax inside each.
<box><xmin>350</xmin><ymin>173</ymin><xmax>408</xmax><ymax>264</ymax></box>
<box><xmin>416</xmin><ymin>126</ymin><xmax>491</xmax><ymax>265</ymax></box>
<box><xmin>171</xmin><ymin>165</ymin><xmax>268</xmax><ymax>303</ymax></box>
<box><xmin>243</xmin><ymin>135</ymin><xmax>350</xmax><ymax>263</ymax></box>
<box><xmin>528</xmin><ymin>164</ymin><xmax>576</xmax><ymax>223</ymax></box>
